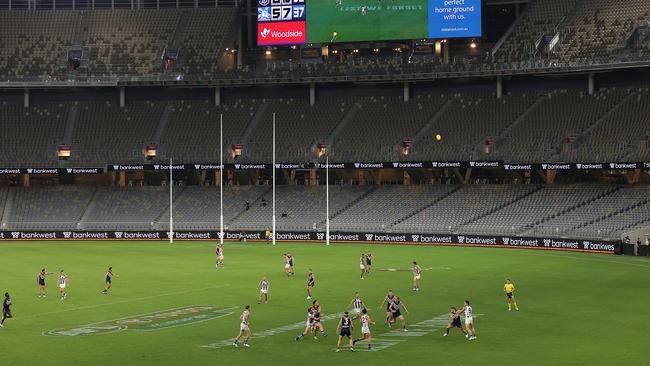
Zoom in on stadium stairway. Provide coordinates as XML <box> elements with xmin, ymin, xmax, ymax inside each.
<box><xmin>571</xmin><ymin>197</ymin><xmax>650</xmax><ymax>233</ymax></box>
<box><xmin>153</xmin><ymin>186</ymin><xmax>188</xmax><ymax>230</ymax></box>
<box><xmin>319</xmin><ymin>185</ymin><xmax>377</xmax><ymax>227</ymax></box>
<box><xmin>0</xmin><ymin>189</ymin><xmax>15</xmax><ymax>229</ymax></box>
<box><xmin>411</xmin><ymin>99</ymin><xmax>454</xmax><ymax>145</ymax></box>
<box><xmin>240</xmin><ymin>103</ymin><xmax>269</xmax><ymax>147</ymax></box>
<box><xmin>552</xmin><ymin>90</ymin><xmax>634</xmax><ymax>162</ymax></box>
<box><xmin>520</xmin><ymin>185</ymin><xmax>623</xmax><ymax>235</ymax></box>
<box><xmin>325</xmin><ymin>102</ymin><xmax>361</xmax><ymax>147</ymax></box>
<box><xmin>491</xmin><ymin>95</ymin><xmax>545</xmax><ymax>152</ymax></box>
<box><xmin>226</xmin><ymin>186</ymin><xmax>271</xmax><ymax>227</ymax></box>
<box><xmin>390</xmin><ymin>185</ymin><xmax>462</xmax><ymax>230</ymax></box>
<box><xmin>62</xmin><ymin>104</ymin><xmax>78</xmax><ymax>145</ymax></box>
<box><xmin>76</xmin><ymin>187</ymin><xmax>99</xmax><ymax>230</ymax></box>
<box><xmin>458</xmin><ymin>185</ymin><xmax>544</xmax><ymax>231</ymax></box>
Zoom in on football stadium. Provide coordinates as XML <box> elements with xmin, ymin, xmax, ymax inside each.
<box><xmin>1</xmin><ymin>0</ymin><xmax>650</xmax><ymax>365</ymax></box>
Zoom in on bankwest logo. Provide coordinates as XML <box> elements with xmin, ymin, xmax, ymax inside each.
<box><xmin>257</xmin><ymin>21</ymin><xmax>306</xmax><ymax>45</ymax></box>
<box><xmin>576</xmin><ymin>163</ymin><xmax>603</xmax><ymax>170</ymax></box>
<box><xmin>392</xmin><ymin>162</ymin><xmax>424</xmax><ymax>168</ymax></box>
<box><xmin>609</xmin><ymin>163</ymin><xmax>638</xmax><ymax>169</ymax></box>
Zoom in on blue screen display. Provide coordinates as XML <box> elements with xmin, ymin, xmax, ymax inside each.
<box><xmin>428</xmin><ymin>0</ymin><xmax>482</xmax><ymax>38</ymax></box>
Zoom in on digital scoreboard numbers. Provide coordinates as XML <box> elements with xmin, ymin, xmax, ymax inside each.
<box><xmin>258</xmin><ymin>0</ymin><xmax>307</xmax><ymax>45</ymax></box>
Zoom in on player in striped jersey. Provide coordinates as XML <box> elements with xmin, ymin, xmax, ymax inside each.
<box><xmin>295</xmin><ymin>307</ymin><xmax>315</xmax><ymax>341</ymax></box>
<box><xmin>306</xmin><ymin>270</ymin><xmax>315</xmax><ymax>299</ymax></box>
<box><xmin>283</xmin><ymin>254</ymin><xmax>291</xmax><ymax>277</ymax></box>
<box><xmin>379</xmin><ymin>290</ymin><xmax>396</xmax><ymax>325</ymax></box>
<box><xmin>58</xmin><ymin>270</ymin><xmax>68</xmax><ymax>300</ymax></box>
<box><xmin>388</xmin><ymin>297</ymin><xmax>409</xmax><ymax>331</ymax></box>
<box><xmin>444</xmin><ymin>307</ymin><xmax>466</xmax><ymax>337</ymax></box>
<box><xmin>215</xmin><ymin>244</ymin><xmax>224</xmax><ymax>269</ymax></box>
<box><xmin>458</xmin><ymin>300</ymin><xmax>477</xmax><ymax>340</ymax></box>
<box><xmin>353</xmin><ymin>308</ymin><xmax>375</xmax><ymax>349</ymax></box>
<box><xmin>336</xmin><ymin>312</ymin><xmax>354</xmax><ymax>352</ymax></box>
<box><xmin>287</xmin><ymin>253</ymin><xmax>294</xmax><ymax>276</ymax></box>
<box><xmin>347</xmin><ymin>292</ymin><xmax>367</xmax><ymax>320</ymax></box>
<box><xmin>257</xmin><ymin>277</ymin><xmax>270</xmax><ymax>304</ymax></box>
<box><xmin>412</xmin><ymin>261</ymin><xmax>422</xmax><ymax>291</ymax></box>
<box><xmin>233</xmin><ymin>305</ymin><xmax>252</xmax><ymax>347</ymax></box>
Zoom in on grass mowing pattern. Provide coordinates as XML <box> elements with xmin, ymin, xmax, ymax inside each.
<box><xmin>307</xmin><ymin>0</ymin><xmax>428</xmax><ymax>43</ymax></box>
<box><xmin>1</xmin><ymin>241</ymin><xmax>648</xmax><ymax>365</ymax></box>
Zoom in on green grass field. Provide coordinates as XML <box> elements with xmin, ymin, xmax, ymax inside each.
<box><xmin>1</xmin><ymin>241</ymin><xmax>649</xmax><ymax>365</ymax></box>
<box><xmin>307</xmin><ymin>0</ymin><xmax>428</xmax><ymax>43</ymax></box>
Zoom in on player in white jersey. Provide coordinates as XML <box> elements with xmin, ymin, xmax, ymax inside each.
<box><xmin>458</xmin><ymin>300</ymin><xmax>477</xmax><ymax>340</ymax></box>
<box><xmin>215</xmin><ymin>244</ymin><xmax>224</xmax><ymax>269</ymax></box>
<box><xmin>347</xmin><ymin>292</ymin><xmax>367</xmax><ymax>320</ymax></box>
<box><xmin>412</xmin><ymin>261</ymin><xmax>421</xmax><ymax>291</ymax></box>
<box><xmin>233</xmin><ymin>305</ymin><xmax>252</xmax><ymax>347</ymax></box>
<box><xmin>359</xmin><ymin>253</ymin><xmax>366</xmax><ymax>279</ymax></box>
<box><xmin>258</xmin><ymin>277</ymin><xmax>270</xmax><ymax>304</ymax></box>
<box><xmin>353</xmin><ymin>308</ymin><xmax>375</xmax><ymax>350</ymax></box>
<box><xmin>58</xmin><ymin>270</ymin><xmax>68</xmax><ymax>300</ymax></box>
<box><xmin>283</xmin><ymin>254</ymin><xmax>291</xmax><ymax>277</ymax></box>
<box><xmin>295</xmin><ymin>307</ymin><xmax>316</xmax><ymax>341</ymax></box>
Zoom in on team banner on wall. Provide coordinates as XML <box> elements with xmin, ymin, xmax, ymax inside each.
<box><xmin>0</xmin><ymin>230</ymin><xmax>617</xmax><ymax>253</ymax></box>
<box><xmin>0</xmin><ymin>168</ymin><xmax>104</xmax><ymax>174</ymax></box>
<box><xmin>0</xmin><ymin>162</ymin><xmax>647</xmax><ymax>174</ymax></box>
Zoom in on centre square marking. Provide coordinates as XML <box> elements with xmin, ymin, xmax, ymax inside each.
<box><xmin>44</xmin><ymin>305</ymin><xmax>236</xmax><ymax>336</ymax></box>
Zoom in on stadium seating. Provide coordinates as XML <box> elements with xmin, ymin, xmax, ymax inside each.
<box><xmin>0</xmin><ymin>11</ymin><xmax>75</xmax><ymax>79</ymax></box>
<box><xmin>1</xmin><ymin>183</ymin><xmax>647</xmax><ymax>240</ymax></box>
<box><xmin>0</xmin><ymin>102</ymin><xmax>68</xmax><ymax>167</ymax></box>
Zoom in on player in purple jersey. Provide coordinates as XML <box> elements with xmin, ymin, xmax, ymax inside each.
<box><xmin>37</xmin><ymin>268</ymin><xmax>54</xmax><ymax>298</ymax></box>
<box><xmin>1</xmin><ymin>292</ymin><xmax>12</xmax><ymax>327</ymax></box>
<box><xmin>102</xmin><ymin>267</ymin><xmax>118</xmax><ymax>295</ymax></box>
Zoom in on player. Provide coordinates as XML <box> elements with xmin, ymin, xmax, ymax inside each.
<box><xmin>102</xmin><ymin>267</ymin><xmax>118</xmax><ymax>295</ymax></box>
<box><xmin>265</xmin><ymin>228</ymin><xmax>271</xmax><ymax>243</ymax></box>
<box><xmin>335</xmin><ymin>0</ymin><xmax>341</xmax><ymax>8</ymax></box>
<box><xmin>258</xmin><ymin>277</ymin><xmax>270</xmax><ymax>304</ymax></box>
<box><xmin>347</xmin><ymin>292</ymin><xmax>367</xmax><ymax>320</ymax></box>
<box><xmin>353</xmin><ymin>308</ymin><xmax>375</xmax><ymax>349</ymax></box>
<box><xmin>504</xmin><ymin>279</ymin><xmax>519</xmax><ymax>311</ymax></box>
<box><xmin>359</xmin><ymin>253</ymin><xmax>366</xmax><ymax>279</ymax></box>
<box><xmin>310</xmin><ymin>301</ymin><xmax>328</xmax><ymax>338</ymax></box>
<box><xmin>365</xmin><ymin>252</ymin><xmax>373</xmax><ymax>274</ymax></box>
<box><xmin>58</xmin><ymin>270</ymin><xmax>68</xmax><ymax>300</ymax></box>
<box><xmin>233</xmin><ymin>305</ymin><xmax>252</xmax><ymax>347</ymax></box>
<box><xmin>215</xmin><ymin>244</ymin><xmax>224</xmax><ymax>269</ymax></box>
<box><xmin>412</xmin><ymin>261</ymin><xmax>421</xmax><ymax>291</ymax></box>
<box><xmin>1</xmin><ymin>292</ymin><xmax>11</xmax><ymax>327</ymax></box>
<box><xmin>459</xmin><ymin>300</ymin><xmax>477</xmax><ymax>340</ymax></box>
<box><xmin>306</xmin><ymin>270</ymin><xmax>315</xmax><ymax>299</ymax></box>
<box><xmin>331</xmin><ymin>31</ymin><xmax>338</xmax><ymax>42</ymax></box>
<box><xmin>379</xmin><ymin>290</ymin><xmax>396</xmax><ymax>325</ymax></box>
<box><xmin>295</xmin><ymin>306</ymin><xmax>316</xmax><ymax>341</ymax></box>
<box><xmin>388</xmin><ymin>296</ymin><xmax>409</xmax><ymax>331</ymax></box>
<box><xmin>361</xmin><ymin>6</ymin><xmax>368</xmax><ymax>15</ymax></box>
<box><xmin>336</xmin><ymin>311</ymin><xmax>354</xmax><ymax>352</ymax></box>
<box><xmin>444</xmin><ymin>307</ymin><xmax>466</xmax><ymax>337</ymax></box>
<box><xmin>284</xmin><ymin>254</ymin><xmax>292</xmax><ymax>277</ymax></box>
<box><xmin>287</xmin><ymin>252</ymin><xmax>295</xmax><ymax>276</ymax></box>
<box><xmin>37</xmin><ymin>268</ymin><xmax>54</xmax><ymax>298</ymax></box>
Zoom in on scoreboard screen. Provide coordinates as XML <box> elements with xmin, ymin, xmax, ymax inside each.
<box><xmin>257</xmin><ymin>0</ymin><xmax>482</xmax><ymax>46</ymax></box>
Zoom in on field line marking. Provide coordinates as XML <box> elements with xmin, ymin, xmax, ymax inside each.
<box><xmin>200</xmin><ymin>311</ymin><xmax>347</xmax><ymax>349</ymax></box>
<box><xmin>20</xmin><ymin>284</ymin><xmax>231</xmax><ymax>320</ymax></box>
<box><xmin>42</xmin><ymin>305</ymin><xmax>238</xmax><ymax>336</ymax></box>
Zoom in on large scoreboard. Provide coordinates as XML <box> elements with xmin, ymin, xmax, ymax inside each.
<box><xmin>257</xmin><ymin>0</ymin><xmax>482</xmax><ymax>46</ymax></box>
